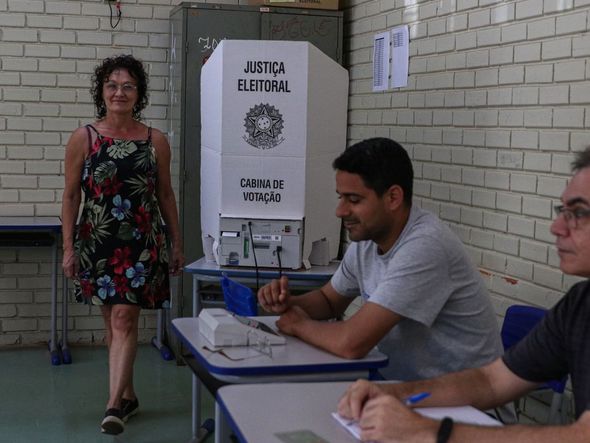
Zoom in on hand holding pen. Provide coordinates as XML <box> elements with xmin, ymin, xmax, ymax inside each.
<box><xmin>404</xmin><ymin>391</ymin><xmax>431</xmax><ymax>406</ymax></box>
<box><xmin>338</xmin><ymin>379</ymin><xmax>431</xmax><ymax>421</ymax></box>
<box><xmin>355</xmin><ymin>389</ymin><xmax>436</xmax><ymax>443</ymax></box>
<box><xmin>333</xmin><ymin>392</ymin><xmax>432</xmax><ymax>440</ymax></box>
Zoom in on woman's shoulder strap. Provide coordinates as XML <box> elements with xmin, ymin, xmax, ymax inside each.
<box><xmin>83</xmin><ymin>125</ymin><xmax>93</xmax><ymax>153</ymax></box>
<box><xmin>86</xmin><ymin>124</ymin><xmax>99</xmax><ymax>135</ymax></box>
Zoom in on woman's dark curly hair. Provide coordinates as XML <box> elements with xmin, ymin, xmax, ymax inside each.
<box><xmin>91</xmin><ymin>54</ymin><xmax>149</xmax><ymax>120</ymax></box>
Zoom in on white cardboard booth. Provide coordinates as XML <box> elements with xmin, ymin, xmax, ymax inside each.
<box><xmin>200</xmin><ymin>40</ymin><xmax>348</xmax><ymax>269</ymax></box>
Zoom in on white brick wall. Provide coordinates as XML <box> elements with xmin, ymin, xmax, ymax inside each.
<box><xmin>345</xmin><ymin>1</ymin><xmax>590</xmax><ymax>401</ymax></box>
<box><xmin>0</xmin><ymin>0</ymin><xmax>184</xmax><ymax>346</ymax></box>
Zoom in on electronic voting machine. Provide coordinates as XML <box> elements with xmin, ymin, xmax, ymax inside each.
<box><xmin>198</xmin><ymin>308</ymin><xmax>286</xmax><ymax>347</ymax></box>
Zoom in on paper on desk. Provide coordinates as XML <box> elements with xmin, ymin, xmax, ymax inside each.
<box><xmin>202</xmin><ymin>345</ymin><xmax>266</xmax><ymax>361</ymax></box>
<box><xmin>415</xmin><ymin>406</ymin><xmax>502</xmax><ymax>426</ymax></box>
<box><xmin>332</xmin><ymin>412</ymin><xmax>361</xmax><ymax>439</ymax></box>
<box><xmin>332</xmin><ymin>406</ymin><xmax>501</xmax><ymax>440</ymax></box>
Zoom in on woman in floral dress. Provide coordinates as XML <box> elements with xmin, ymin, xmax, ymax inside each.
<box><xmin>61</xmin><ymin>54</ymin><xmax>184</xmax><ymax>435</ymax></box>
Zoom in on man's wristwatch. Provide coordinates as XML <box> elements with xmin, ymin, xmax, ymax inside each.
<box><xmin>436</xmin><ymin>417</ymin><xmax>454</xmax><ymax>443</ymax></box>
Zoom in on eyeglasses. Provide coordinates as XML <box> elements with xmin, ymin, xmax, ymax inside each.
<box><xmin>553</xmin><ymin>205</ymin><xmax>590</xmax><ymax>229</ymax></box>
<box><xmin>104</xmin><ymin>82</ymin><xmax>137</xmax><ymax>94</ymax></box>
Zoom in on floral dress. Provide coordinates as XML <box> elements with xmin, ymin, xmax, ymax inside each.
<box><xmin>74</xmin><ymin>124</ymin><xmax>170</xmax><ymax>309</ymax></box>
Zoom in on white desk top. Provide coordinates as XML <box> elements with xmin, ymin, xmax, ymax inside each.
<box><xmin>184</xmin><ymin>256</ymin><xmax>339</xmax><ymax>281</ymax></box>
<box><xmin>217</xmin><ymin>382</ymin><xmax>501</xmax><ymax>443</ymax></box>
<box><xmin>0</xmin><ymin>216</ymin><xmax>61</xmax><ymax>231</ymax></box>
<box><xmin>172</xmin><ymin>317</ymin><xmax>388</xmax><ymax>383</ymax></box>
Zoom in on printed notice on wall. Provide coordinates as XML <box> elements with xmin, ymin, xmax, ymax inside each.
<box><xmin>372</xmin><ymin>31</ymin><xmax>390</xmax><ymax>92</ymax></box>
<box><xmin>390</xmin><ymin>25</ymin><xmax>409</xmax><ymax>88</ymax></box>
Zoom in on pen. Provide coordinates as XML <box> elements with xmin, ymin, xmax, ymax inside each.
<box><xmin>404</xmin><ymin>392</ymin><xmax>431</xmax><ymax>406</ymax></box>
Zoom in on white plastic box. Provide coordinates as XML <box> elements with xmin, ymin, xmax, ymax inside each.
<box><xmin>200</xmin><ymin>40</ymin><xmax>348</xmax><ymax>268</ymax></box>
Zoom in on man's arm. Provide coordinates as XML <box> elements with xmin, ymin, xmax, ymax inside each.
<box><xmin>389</xmin><ymin>358</ymin><xmax>537</xmax><ymax>410</ymax></box>
<box><xmin>277</xmin><ymin>290</ymin><xmax>402</xmax><ymax>359</ymax></box>
<box><xmin>340</xmin><ymin>359</ymin><xmax>590</xmax><ymax>442</ymax></box>
<box><xmin>339</xmin><ymin>359</ymin><xmax>537</xmax><ymax>419</ymax></box>
<box><xmin>287</xmin><ymin>282</ymin><xmax>352</xmax><ymax>320</ymax></box>
<box><xmin>257</xmin><ymin>277</ymin><xmax>352</xmax><ymax>318</ymax></box>
<box><xmin>436</xmin><ymin>413</ymin><xmax>590</xmax><ymax>443</ymax></box>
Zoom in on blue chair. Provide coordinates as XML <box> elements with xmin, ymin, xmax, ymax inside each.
<box><xmin>501</xmin><ymin>305</ymin><xmax>567</xmax><ymax>424</ymax></box>
<box><xmin>221</xmin><ymin>274</ymin><xmax>258</xmax><ymax>316</ymax></box>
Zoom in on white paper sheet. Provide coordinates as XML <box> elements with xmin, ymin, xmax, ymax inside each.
<box><xmin>332</xmin><ymin>412</ymin><xmax>361</xmax><ymax>439</ymax></box>
<box><xmin>332</xmin><ymin>405</ymin><xmax>501</xmax><ymax>440</ymax></box>
<box><xmin>372</xmin><ymin>31</ymin><xmax>390</xmax><ymax>92</ymax></box>
<box><xmin>390</xmin><ymin>25</ymin><xmax>409</xmax><ymax>88</ymax></box>
<box><xmin>416</xmin><ymin>406</ymin><xmax>503</xmax><ymax>426</ymax></box>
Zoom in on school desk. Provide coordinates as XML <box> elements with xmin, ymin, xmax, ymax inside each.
<box><xmin>172</xmin><ymin>316</ymin><xmax>388</xmax><ymax>442</ymax></box>
<box><xmin>217</xmin><ymin>381</ymin><xmax>501</xmax><ymax>443</ymax></box>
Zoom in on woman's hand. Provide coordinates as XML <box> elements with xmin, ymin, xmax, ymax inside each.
<box><xmin>169</xmin><ymin>245</ymin><xmax>185</xmax><ymax>276</ymax></box>
<box><xmin>62</xmin><ymin>247</ymin><xmax>79</xmax><ymax>279</ymax></box>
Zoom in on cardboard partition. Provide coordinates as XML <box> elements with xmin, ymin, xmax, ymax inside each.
<box><xmin>201</xmin><ymin>40</ymin><xmax>348</xmax><ymax>268</ymax></box>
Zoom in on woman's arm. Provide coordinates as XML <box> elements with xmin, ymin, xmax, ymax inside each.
<box><xmin>152</xmin><ymin>129</ymin><xmax>184</xmax><ymax>275</ymax></box>
<box><xmin>61</xmin><ymin>127</ymin><xmax>88</xmax><ymax>278</ymax></box>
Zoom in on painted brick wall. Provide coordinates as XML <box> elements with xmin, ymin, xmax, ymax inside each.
<box><xmin>343</xmin><ymin>0</ymin><xmax>589</xmax><ymax>422</ymax></box>
<box><xmin>343</xmin><ymin>0</ymin><xmax>588</xmax><ymax>315</ymax></box>
<box><xmin>0</xmin><ymin>0</ymin><xmax>193</xmax><ymax>346</ymax></box>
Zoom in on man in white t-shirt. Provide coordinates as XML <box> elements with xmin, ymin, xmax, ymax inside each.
<box><xmin>258</xmin><ymin>138</ymin><xmax>504</xmax><ymax>383</ymax></box>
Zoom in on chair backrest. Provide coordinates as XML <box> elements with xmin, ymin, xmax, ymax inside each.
<box><xmin>501</xmin><ymin>305</ymin><xmax>546</xmax><ymax>350</ymax></box>
<box><xmin>501</xmin><ymin>305</ymin><xmax>566</xmax><ymax>394</ymax></box>
<box><xmin>221</xmin><ymin>274</ymin><xmax>258</xmax><ymax>317</ymax></box>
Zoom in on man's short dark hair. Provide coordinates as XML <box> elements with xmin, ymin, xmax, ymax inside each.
<box><xmin>332</xmin><ymin>138</ymin><xmax>413</xmax><ymax>206</ymax></box>
<box><xmin>572</xmin><ymin>146</ymin><xmax>590</xmax><ymax>172</ymax></box>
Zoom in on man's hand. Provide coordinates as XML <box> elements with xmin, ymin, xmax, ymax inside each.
<box><xmin>275</xmin><ymin>305</ymin><xmax>310</xmax><ymax>335</ymax></box>
<box><xmin>358</xmin><ymin>393</ymin><xmax>437</xmax><ymax>443</ymax></box>
<box><xmin>257</xmin><ymin>275</ymin><xmax>290</xmax><ymax>313</ymax></box>
<box><xmin>337</xmin><ymin>379</ymin><xmax>385</xmax><ymax>421</ymax></box>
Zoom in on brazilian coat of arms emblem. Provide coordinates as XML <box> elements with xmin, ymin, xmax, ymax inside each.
<box><xmin>243</xmin><ymin>103</ymin><xmax>285</xmax><ymax>150</ymax></box>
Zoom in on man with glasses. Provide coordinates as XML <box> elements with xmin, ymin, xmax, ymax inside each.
<box><xmin>337</xmin><ymin>147</ymin><xmax>590</xmax><ymax>443</ymax></box>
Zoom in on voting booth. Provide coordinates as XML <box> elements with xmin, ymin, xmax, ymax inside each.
<box><xmin>200</xmin><ymin>40</ymin><xmax>348</xmax><ymax>269</ymax></box>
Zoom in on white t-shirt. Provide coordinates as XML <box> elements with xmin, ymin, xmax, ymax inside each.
<box><xmin>331</xmin><ymin>206</ymin><xmax>503</xmax><ymax>381</ymax></box>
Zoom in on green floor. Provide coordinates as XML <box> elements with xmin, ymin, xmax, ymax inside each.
<box><xmin>0</xmin><ymin>344</ymin><xmax>214</xmax><ymax>443</ymax></box>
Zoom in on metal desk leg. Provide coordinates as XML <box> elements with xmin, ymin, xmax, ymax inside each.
<box><xmin>61</xmin><ymin>274</ymin><xmax>72</xmax><ymax>364</ymax></box>
<box><xmin>192</xmin><ymin>274</ymin><xmax>201</xmax><ymax>316</ymax></box>
<box><xmin>192</xmin><ymin>373</ymin><xmax>201</xmax><ymax>440</ymax></box>
<box><xmin>49</xmin><ymin>239</ymin><xmax>61</xmax><ymax>366</ymax></box>
<box><xmin>190</xmin><ymin>275</ymin><xmax>215</xmax><ymax>441</ymax></box>
<box><xmin>214</xmin><ymin>402</ymin><xmax>231</xmax><ymax>443</ymax></box>
<box><xmin>192</xmin><ymin>274</ymin><xmax>201</xmax><ymax>438</ymax></box>
<box><xmin>152</xmin><ymin>308</ymin><xmax>174</xmax><ymax>361</ymax></box>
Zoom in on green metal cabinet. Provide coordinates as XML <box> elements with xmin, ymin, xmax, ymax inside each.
<box><xmin>168</xmin><ymin>2</ymin><xmax>344</xmax><ymax>324</ymax></box>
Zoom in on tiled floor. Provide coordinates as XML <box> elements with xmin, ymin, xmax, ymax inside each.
<box><xmin>0</xmin><ymin>344</ymin><xmax>214</xmax><ymax>443</ymax></box>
